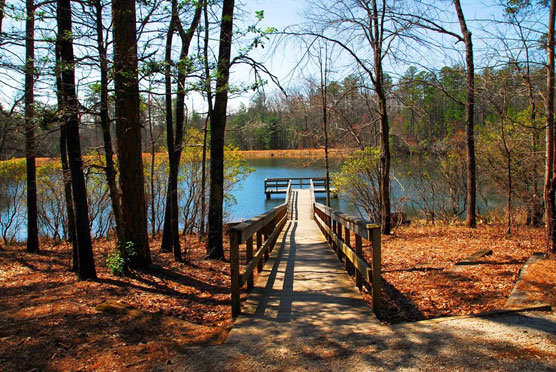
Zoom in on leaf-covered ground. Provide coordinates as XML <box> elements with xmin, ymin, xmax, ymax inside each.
<box><xmin>510</xmin><ymin>253</ymin><xmax>556</xmax><ymax>306</ymax></box>
<box><xmin>0</xmin><ymin>224</ymin><xmax>552</xmax><ymax>371</ymax></box>
<box><xmin>360</xmin><ymin>224</ymin><xmax>548</xmax><ymax>324</ymax></box>
<box><xmin>0</xmin><ymin>236</ymin><xmax>235</xmax><ymax>371</ymax></box>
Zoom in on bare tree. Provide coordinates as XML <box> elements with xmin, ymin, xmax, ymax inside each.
<box><xmin>303</xmin><ymin>0</ymin><xmax>399</xmax><ymax>234</ymax></box>
<box><xmin>453</xmin><ymin>0</ymin><xmax>477</xmax><ymax>228</ymax></box>
<box><xmin>161</xmin><ymin>0</ymin><xmax>202</xmax><ymax>261</ymax></box>
<box><xmin>207</xmin><ymin>0</ymin><xmax>235</xmax><ymax>259</ymax></box>
<box><xmin>25</xmin><ymin>0</ymin><xmax>39</xmax><ymax>252</ymax></box>
<box><xmin>546</xmin><ymin>0</ymin><xmax>556</xmax><ymax>252</ymax></box>
<box><xmin>57</xmin><ymin>0</ymin><xmax>96</xmax><ymax>279</ymax></box>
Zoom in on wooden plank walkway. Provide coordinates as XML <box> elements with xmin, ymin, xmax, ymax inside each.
<box><xmin>226</xmin><ymin>189</ymin><xmax>379</xmax><ymax>343</ymax></box>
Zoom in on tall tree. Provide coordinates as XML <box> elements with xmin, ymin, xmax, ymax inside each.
<box><xmin>314</xmin><ymin>42</ymin><xmax>331</xmax><ymax>206</ymax></box>
<box><xmin>453</xmin><ymin>0</ymin><xmax>477</xmax><ymax>228</ymax></box>
<box><xmin>207</xmin><ymin>0</ymin><xmax>235</xmax><ymax>259</ymax></box>
<box><xmin>93</xmin><ymin>0</ymin><xmax>125</xmax><ymax>247</ymax></box>
<box><xmin>57</xmin><ymin>0</ymin><xmax>96</xmax><ymax>279</ymax></box>
<box><xmin>55</xmin><ymin>42</ymin><xmax>78</xmax><ymax>272</ymax></box>
<box><xmin>306</xmin><ymin>0</ymin><xmax>395</xmax><ymax>234</ymax></box>
<box><xmin>546</xmin><ymin>0</ymin><xmax>556</xmax><ymax>252</ymax></box>
<box><xmin>199</xmin><ymin>1</ymin><xmax>212</xmax><ymax>239</ymax></box>
<box><xmin>25</xmin><ymin>0</ymin><xmax>39</xmax><ymax>253</ymax></box>
<box><xmin>161</xmin><ymin>0</ymin><xmax>202</xmax><ymax>261</ymax></box>
<box><xmin>112</xmin><ymin>0</ymin><xmax>151</xmax><ymax>266</ymax></box>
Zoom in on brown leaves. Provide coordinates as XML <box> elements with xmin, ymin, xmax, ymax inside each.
<box><xmin>360</xmin><ymin>224</ymin><xmax>546</xmax><ymax>324</ymax></box>
<box><xmin>0</xmin><ymin>236</ymin><xmax>232</xmax><ymax>371</ymax></box>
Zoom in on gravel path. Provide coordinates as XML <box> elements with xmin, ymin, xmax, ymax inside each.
<box><xmin>161</xmin><ymin>309</ymin><xmax>556</xmax><ymax>371</ymax></box>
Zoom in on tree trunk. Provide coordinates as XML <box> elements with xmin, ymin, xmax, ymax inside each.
<box><xmin>55</xmin><ymin>43</ymin><xmax>77</xmax><ymax>271</ymax></box>
<box><xmin>112</xmin><ymin>0</ymin><xmax>151</xmax><ymax>267</ymax></box>
<box><xmin>371</xmin><ymin>0</ymin><xmax>391</xmax><ymax>235</ymax></box>
<box><xmin>94</xmin><ymin>0</ymin><xmax>125</xmax><ymax>246</ymax></box>
<box><xmin>161</xmin><ymin>1</ymin><xmax>176</xmax><ymax>254</ymax></box>
<box><xmin>57</xmin><ymin>0</ymin><xmax>96</xmax><ymax>280</ymax></box>
<box><xmin>148</xmin><ymin>98</ymin><xmax>156</xmax><ymax>237</ymax></box>
<box><xmin>0</xmin><ymin>0</ymin><xmax>5</xmax><ymax>33</ymax></box>
<box><xmin>200</xmin><ymin>2</ymin><xmax>213</xmax><ymax>240</ymax></box>
<box><xmin>161</xmin><ymin>1</ymin><xmax>202</xmax><ymax>261</ymax></box>
<box><xmin>60</xmin><ymin>124</ymin><xmax>77</xmax><ymax>272</ymax></box>
<box><xmin>525</xmin><ymin>71</ymin><xmax>542</xmax><ymax>226</ymax></box>
<box><xmin>207</xmin><ymin>0</ymin><xmax>235</xmax><ymax>259</ymax></box>
<box><xmin>320</xmin><ymin>55</ymin><xmax>331</xmax><ymax>206</ymax></box>
<box><xmin>454</xmin><ymin>0</ymin><xmax>477</xmax><ymax>228</ymax></box>
<box><xmin>546</xmin><ymin>0</ymin><xmax>556</xmax><ymax>253</ymax></box>
<box><xmin>25</xmin><ymin>0</ymin><xmax>39</xmax><ymax>253</ymax></box>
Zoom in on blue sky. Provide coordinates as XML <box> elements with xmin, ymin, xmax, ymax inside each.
<box><xmin>227</xmin><ymin>0</ymin><xmax>542</xmax><ymax>109</ymax></box>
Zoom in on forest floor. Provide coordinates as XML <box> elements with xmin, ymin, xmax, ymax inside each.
<box><xmin>0</xmin><ymin>223</ymin><xmax>555</xmax><ymax>371</ymax></box>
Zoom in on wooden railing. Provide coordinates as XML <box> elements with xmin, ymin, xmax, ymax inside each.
<box><xmin>313</xmin><ymin>203</ymin><xmax>382</xmax><ymax>316</ymax></box>
<box><xmin>229</xmin><ymin>191</ymin><xmax>290</xmax><ymax>317</ymax></box>
<box><xmin>309</xmin><ymin>179</ymin><xmax>316</xmax><ymax>217</ymax></box>
<box><xmin>264</xmin><ymin>177</ymin><xmax>332</xmax><ymax>198</ymax></box>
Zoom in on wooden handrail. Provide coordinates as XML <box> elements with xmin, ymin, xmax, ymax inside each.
<box><xmin>309</xmin><ymin>179</ymin><xmax>315</xmax><ymax>217</ymax></box>
<box><xmin>229</xmin><ymin>202</ymin><xmax>289</xmax><ymax>317</ymax></box>
<box><xmin>285</xmin><ymin>180</ymin><xmax>293</xmax><ymax>219</ymax></box>
<box><xmin>265</xmin><ymin>177</ymin><xmax>327</xmax><ymax>182</ymax></box>
<box><xmin>313</xmin><ymin>202</ymin><xmax>381</xmax><ymax>316</ymax></box>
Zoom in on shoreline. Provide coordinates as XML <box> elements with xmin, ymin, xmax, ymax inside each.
<box><xmin>9</xmin><ymin>148</ymin><xmax>354</xmax><ymax>166</ymax></box>
<box><xmin>237</xmin><ymin>148</ymin><xmax>354</xmax><ymax>159</ymax></box>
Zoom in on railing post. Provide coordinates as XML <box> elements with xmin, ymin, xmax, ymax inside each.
<box><xmin>269</xmin><ymin>215</ymin><xmax>277</xmax><ymax>253</ymax></box>
<box><xmin>338</xmin><ymin>221</ymin><xmax>347</xmax><ymax>271</ymax></box>
<box><xmin>256</xmin><ymin>230</ymin><xmax>263</xmax><ymax>271</ymax></box>
<box><xmin>230</xmin><ymin>231</ymin><xmax>240</xmax><ymax>317</ymax></box>
<box><xmin>263</xmin><ymin>224</ymin><xmax>269</xmax><ymax>261</ymax></box>
<box><xmin>246</xmin><ymin>236</ymin><xmax>254</xmax><ymax>289</ymax></box>
<box><xmin>371</xmin><ymin>227</ymin><xmax>381</xmax><ymax>316</ymax></box>
<box><xmin>355</xmin><ymin>234</ymin><xmax>363</xmax><ymax>290</ymax></box>
<box><xmin>343</xmin><ymin>224</ymin><xmax>354</xmax><ymax>277</ymax></box>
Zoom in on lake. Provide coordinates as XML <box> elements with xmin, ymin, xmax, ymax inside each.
<box><xmin>226</xmin><ymin>157</ymin><xmax>351</xmax><ymax>221</ymax></box>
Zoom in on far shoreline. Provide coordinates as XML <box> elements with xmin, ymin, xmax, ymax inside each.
<box><xmin>238</xmin><ymin>148</ymin><xmax>353</xmax><ymax>159</ymax></box>
<box><xmin>12</xmin><ymin>148</ymin><xmax>355</xmax><ymax>166</ymax></box>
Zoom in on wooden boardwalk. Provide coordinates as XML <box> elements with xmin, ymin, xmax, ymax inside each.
<box><xmin>227</xmin><ymin>189</ymin><xmax>379</xmax><ymax>342</ymax></box>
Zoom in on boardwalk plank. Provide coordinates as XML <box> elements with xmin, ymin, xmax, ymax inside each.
<box><xmin>227</xmin><ymin>189</ymin><xmax>378</xmax><ymax>342</ymax></box>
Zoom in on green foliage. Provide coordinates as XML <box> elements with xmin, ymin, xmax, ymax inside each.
<box><xmin>106</xmin><ymin>241</ymin><xmax>137</xmax><ymax>276</ymax></box>
<box><xmin>0</xmin><ymin>158</ymin><xmax>26</xmax><ymax>181</ymax></box>
<box><xmin>227</xmin><ymin>94</ymin><xmax>285</xmax><ymax>149</ymax></box>
<box><xmin>331</xmin><ymin>147</ymin><xmax>382</xmax><ymax>222</ymax></box>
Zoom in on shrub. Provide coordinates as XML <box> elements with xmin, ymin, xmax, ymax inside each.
<box><xmin>106</xmin><ymin>241</ymin><xmax>137</xmax><ymax>276</ymax></box>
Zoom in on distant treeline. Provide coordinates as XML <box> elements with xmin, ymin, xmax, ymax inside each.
<box><xmin>225</xmin><ymin>64</ymin><xmax>544</xmax><ymax>155</ymax></box>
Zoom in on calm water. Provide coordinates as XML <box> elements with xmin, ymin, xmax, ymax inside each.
<box><xmin>227</xmin><ymin>156</ymin><xmax>506</xmax><ymax>222</ymax></box>
<box><xmin>226</xmin><ymin>157</ymin><xmax>353</xmax><ymax>221</ymax></box>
